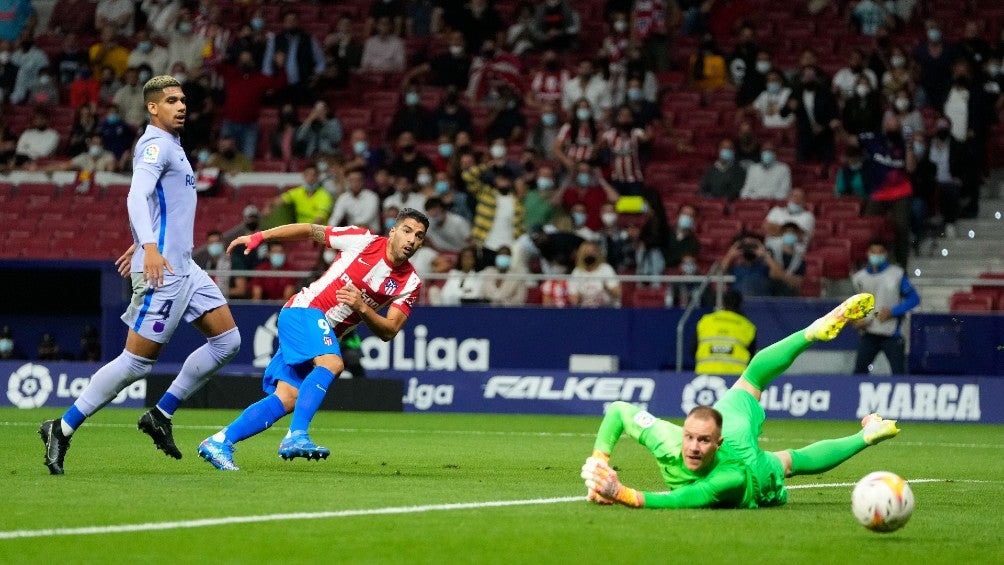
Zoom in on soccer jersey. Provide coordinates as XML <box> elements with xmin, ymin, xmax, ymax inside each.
<box><xmin>128</xmin><ymin>124</ymin><xmax>197</xmax><ymax>276</ymax></box>
<box><xmin>601</xmin><ymin>127</ymin><xmax>646</xmax><ymax>183</ymax></box>
<box><xmin>286</xmin><ymin>226</ymin><xmax>422</xmax><ymax>338</ymax></box>
<box><xmin>556</xmin><ymin>122</ymin><xmax>596</xmax><ymax>163</ymax></box>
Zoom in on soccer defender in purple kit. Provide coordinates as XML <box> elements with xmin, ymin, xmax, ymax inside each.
<box><xmin>38</xmin><ymin>76</ymin><xmax>242</xmax><ymax>475</ymax></box>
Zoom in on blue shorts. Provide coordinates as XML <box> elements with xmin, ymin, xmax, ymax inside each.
<box><xmin>262</xmin><ymin>307</ymin><xmax>342</xmax><ymax>393</ymax></box>
<box><xmin>121</xmin><ymin>265</ymin><xmax>227</xmax><ymax>344</ymax></box>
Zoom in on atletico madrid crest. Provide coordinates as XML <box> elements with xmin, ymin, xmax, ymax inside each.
<box><xmin>323</xmin><ymin>336</ymin><xmax>333</xmax><ymax>346</ymax></box>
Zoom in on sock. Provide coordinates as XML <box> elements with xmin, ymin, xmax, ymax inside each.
<box><xmin>165</xmin><ymin>327</ymin><xmax>241</xmax><ymax>408</ymax></box>
<box><xmin>156</xmin><ymin>393</ymin><xmax>181</xmax><ymax>419</ymax></box>
<box><xmin>287</xmin><ymin>366</ymin><xmax>336</xmax><ymax>434</ymax></box>
<box><xmin>221</xmin><ymin>394</ymin><xmax>288</xmax><ymax>444</ymax></box>
<box><xmin>63</xmin><ymin>350</ymin><xmax>155</xmax><ymax>436</ymax></box>
<box><xmin>740</xmin><ymin>330</ymin><xmax>814</xmax><ymax>391</ymax></box>
<box><xmin>61</xmin><ymin>406</ymin><xmax>86</xmax><ymax>436</ymax></box>
<box><xmin>787</xmin><ymin>432</ymin><xmax>868</xmax><ymax>475</ymax></box>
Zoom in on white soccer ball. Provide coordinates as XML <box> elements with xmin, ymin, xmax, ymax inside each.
<box><xmin>851</xmin><ymin>471</ymin><xmax>914</xmax><ymax>532</ymax></box>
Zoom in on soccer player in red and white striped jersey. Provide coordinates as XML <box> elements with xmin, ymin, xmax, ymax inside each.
<box><xmin>197</xmin><ymin>208</ymin><xmax>429</xmax><ymax>471</ymax></box>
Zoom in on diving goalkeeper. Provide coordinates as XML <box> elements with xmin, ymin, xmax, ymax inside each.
<box><xmin>581</xmin><ymin>293</ymin><xmax>902</xmax><ymax>509</ymax></box>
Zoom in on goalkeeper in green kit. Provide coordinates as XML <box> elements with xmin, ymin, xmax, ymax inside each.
<box><xmin>581</xmin><ymin>293</ymin><xmax>902</xmax><ymax>509</ymax></box>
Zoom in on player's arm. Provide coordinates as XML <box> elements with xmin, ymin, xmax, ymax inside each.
<box><xmin>583</xmin><ymin>459</ymin><xmax>746</xmax><ymax>509</ymax></box>
<box><xmin>336</xmin><ymin>284</ymin><xmax>409</xmax><ymax>341</ymax></box>
<box><xmin>127</xmin><ymin>168</ymin><xmax>174</xmax><ymax>288</ymax></box>
<box><xmin>228</xmin><ymin>223</ymin><xmax>326</xmax><ymax>255</ymax></box>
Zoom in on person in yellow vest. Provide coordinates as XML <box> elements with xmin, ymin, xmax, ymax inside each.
<box><xmin>694</xmin><ymin>290</ymin><xmax>757</xmax><ymax>375</ymax></box>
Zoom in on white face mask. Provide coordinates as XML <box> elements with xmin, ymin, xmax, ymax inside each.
<box><xmin>894</xmin><ymin>98</ymin><xmax>910</xmax><ymax>112</ymax></box>
<box><xmin>755</xmin><ymin>60</ymin><xmax>771</xmax><ymax>74</ymax></box>
<box><xmin>601</xmin><ymin>211</ymin><xmax>618</xmax><ymax>227</ymax></box>
<box><xmin>489</xmin><ymin>144</ymin><xmax>506</xmax><ymax>159</ymax></box>
<box><xmin>613</xmin><ymin>20</ymin><xmax>627</xmax><ymax>33</ymax></box>
<box><xmin>855</xmin><ymin>84</ymin><xmax>870</xmax><ymax>97</ymax></box>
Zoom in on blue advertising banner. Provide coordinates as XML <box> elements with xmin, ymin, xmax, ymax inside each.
<box><xmin>0</xmin><ymin>361</ymin><xmax>147</xmax><ymax>409</ymax></box>
<box><xmin>393</xmin><ymin>371</ymin><xmax>999</xmax><ymax>423</ymax></box>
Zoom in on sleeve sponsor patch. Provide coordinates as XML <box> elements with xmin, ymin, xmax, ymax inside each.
<box><xmin>633</xmin><ymin>411</ymin><xmax>656</xmax><ymax>429</ymax></box>
<box><xmin>142</xmin><ymin>144</ymin><xmax>160</xmax><ymax>164</ymax></box>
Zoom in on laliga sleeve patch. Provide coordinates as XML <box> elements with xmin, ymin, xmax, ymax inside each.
<box><xmin>633</xmin><ymin>411</ymin><xmax>656</xmax><ymax>429</ymax></box>
<box><xmin>142</xmin><ymin>144</ymin><xmax>160</xmax><ymax>164</ymax></box>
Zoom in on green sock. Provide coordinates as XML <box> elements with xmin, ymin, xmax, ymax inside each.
<box><xmin>787</xmin><ymin>432</ymin><xmax>868</xmax><ymax>475</ymax></box>
<box><xmin>740</xmin><ymin>330</ymin><xmax>814</xmax><ymax>391</ymax></box>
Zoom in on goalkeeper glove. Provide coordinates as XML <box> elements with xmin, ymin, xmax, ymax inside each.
<box><xmin>580</xmin><ymin>458</ymin><xmax>644</xmax><ymax>508</ymax></box>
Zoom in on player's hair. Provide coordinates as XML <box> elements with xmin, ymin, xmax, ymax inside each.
<box><xmin>688</xmin><ymin>405</ymin><xmax>723</xmax><ymax>431</ymax></box>
<box><xmin>143</xmin><ymin>75</ymin><xmax>182</xmax><ymax>102</ymax></box>
<box><xmin>395</xmin><ymin>208</ymin><xmax>430</xmax><ymax>231</ymax></box>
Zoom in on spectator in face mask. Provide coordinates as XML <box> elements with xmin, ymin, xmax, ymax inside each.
<box><xmin>568</xmin><ymin>240</ymin><xmax>620</xmax><ymax>307</ymax></box>
<box><xmin>569</xmin><ymin>201</ymin><xmax>598</xmax><ymax>241</ymax></box>
<box><xmin>480</xmin><ymin>245</ymin><xmax>528</xmax><ymax>305</ymax></box>
<box><xmin>835</xmin><ymin>146</ymin><xmax>869</xmax><ymax>198</ymax></box>
<box><xmin>763</xmin><ymin>187</ymin><xmax>815</xmax><ymax>242</ymax></box>
<box><xmin>595</xmin><ymin>202</ymin><xmax>631</xmax><ymax>272</ymax></box>
<box><xmin>200</xmin><ymin>230</ymin><xmax>246</xmax><ymax>298</ymax></box>
<box><xmin>749</xmin><ymin>69</ymin><xmax>793</xmax><ymax>128</ymax></box>
<box><xmin>665</xmin><ymin>204</ymin><xmax>700</xmax><ymax>269</ymax></box>
<box><xmin>700</xmin><ymin>138</ymin><xmax>746</xmax><ymax>200</ymax></box>
<box><xmin>389</xmin><ymin>85</ymin><xmax>435</xmax><ymax>141</ymax></box>
<box><xmin>208</xmin><ymin>136</ymin><xmax>253</xmax><ymax>175</ymax></box>
<box><xmin>840</xmin><ymin>76</ymin><xmax>883</xmax><ymax>135</ymax></box>
<box><xmin>127</xmin><ymin>29</ymin><xmax>168</xmax><ymax>77</ymax></box>
<box><xmin>764</xmin><ymin>223</ymin><xmax>807</xmax><ymax>296</ymax></box>
<box><xmin>739</xmin><ymin>141</ymin><xmax>792</xmax><ymax>200</ymax></box>
<box><xmin>251</xmin><ymin>242</ymin><xmax>299</xmax><ymax>301</ymax></box>
<box><xmin>423</xmin><ymin>196</ymin><xmax>471</xmax><ymax>252</ymax></box>
<box><xmin>273</xmin><ymin>163</ymin><xmax>334</xmax><ymax>224</ymax></box>
<box><xmin>554</xmin><ymin>160</ymin><xmax>620</xmax><ymax>232</ymax></box>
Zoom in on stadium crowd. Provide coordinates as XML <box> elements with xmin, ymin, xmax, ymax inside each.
<box><xmin>1</xmin><ymin>0</ymin><xmax>1002</xmax><ymax>308</ymax></box>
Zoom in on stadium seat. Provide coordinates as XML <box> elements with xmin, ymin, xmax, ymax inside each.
<box><xmin>818</xmin><ymin>242</ymin><xmax>852</xmax><ymax>279</ymax></box>
<box><xmin>819</xmin><ymin>199</ymin><xmax>862</xmax><ymax>219</ymax></box>
<box><xmin>801</xmin><ymin>255</ymin><xmax>823</xmax><ymax>297</ymax></box>
<box><xmin>730</xmin><ymin>199</ymin><xmax>772</xmax><ymax>222</ymax></box>
<box><xmin>949</xmin><ymin>292</ymin><xmax>993</xmax><ymax>313</ymax></box>
<box><xmin>15</xmin><ymin>182</ymin><xmax>60</xmax><ymax>199</ymax></box>
<box><xmin>628</xmin><ymin>285</ymin><xmax>667</xmax><ymax>308</ymax></box>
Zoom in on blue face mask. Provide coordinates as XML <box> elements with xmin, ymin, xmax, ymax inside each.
<box><xmin>681</xmin><ymin>261</ymin><xmax>697</xmax><ymax>275</ymax></box>
<box><xmin>208</xmin><ymin>242</ymin><xmax>224</xmax><ymax>257</ymax></box>
<box><xmin>627</xmin><ymin>87</ymin><xmax>643</xmax><ymax>102</ymax></box>
<box><xmin>198</xmin><ymin>149</ymin><xmax>210</xmax><ymax>163</ymax></box>
<box><xmin>787</xmin><ymin>202</ymin><xmax>803</xmax><ymax>214</ymax></box>
<box><xmin>572</xmin><ymin>211</ymin><xmax>587</xmax><ymax>226</ymax></box>
<box><xmin>766</xmin><ymin>82</ymin><xmax>781</xmax><ymax>94</ymax></box>
<box><xmin>405</xmin><ymin>92</ymin><xmax>420</xmax><ymax>106</ymax></box>
<box><xmin>138</xmin><ymin>41</ymin><xmax>152</xmax><ymax>53</ymax></box>
<box><xmin>106</xmin><ymin>114</ymin><xmax>120</xmax><ymax>124</ymax></box>
<box><xmin>927</xmin><ymin>28</ymin><xmax>942</xmax><ymax>43</ymax></box>
<box><xmin>178</xmin><ymin>22</ymin><xmax>193</xmax><ymax>34</ymax></box>
<box><xmin>761</xmin><ymin>151</ymin><xmax>776</xmax><ymax>166</ymax></box>
<box><xmin>269</xmin><ymin>253</ymin><xmax>285</xmax><ymax>268</ymax></box>
<box><xmin>434</xmin><ymin>180</ymin><xmax>450</xmax><ymax>194</ymax></box>
<box><xmin>913</xmin><ymin>142</ymin><xmax>925</xmax><ymax>155</ymax></box>
<box><xmin>438</xmin><ymin>143</ymin><xmax>453</xmax><ymax>158</ymax></box>
<box><xmin>385</xmin><ymin>218</ymin><xmax>396</xmax><ymax>231</ymax></box>
<box><xmin>353</xmin><ymin>140</ymin><xmax>368</xmax><ymax>155</ymax></box>
<box><xmin>537</xmin><ymin>177</ymin><xmax>553</xmax><ymax>190</ymax></box>
<box><xmin>719</xmin><ymin>148</ymin><xmax>734</xmax><ymax>162</ymax></box>
<box><xmin>782</xmin><ymin>233</ymin><xmax>798</xmax><ymax>247</ymax></box>
<box><xmin>541</xmin><ymin>112</ymin><xmax>557</xmax><ymax>126</ymax></box>
<box><xmin>575</xmin><ymin>108</ymin><xmax>591</xmax><ymax>121</ymax></box>
<box><xmin>576</xmin><ymin>172</ymin><xmax>591</xmax><ymax>186</ymax></box>
<box><xmin>868</xmin><ymin>253</ymin><xmax>886</xmax><ymax>267</ymax></box>
<box><xmin>494</xmin><ymin>254</ymin><xmax>512</xmax><ymax>270</ymax></box>
<box><xmin>677</xmin><ymin>214</ymin><xmax>694</xmax><ymax>230</ymax></box>
<box><xmin>0</xmin><ymin>338</ymin><xmax>12</xmax><ymax>353</ymax></box>
<box><xmin>251</xmin><ymin>17</ymin><xmax>265</xmax><ymax>31</ymax></box>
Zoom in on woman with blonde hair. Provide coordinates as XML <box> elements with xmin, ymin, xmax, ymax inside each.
<box><xmin>568</xmin><ymin>240</ymin><xmax>620</xmax><ymax>307</ymax></box>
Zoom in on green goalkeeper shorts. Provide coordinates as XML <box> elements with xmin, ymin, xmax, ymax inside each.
<box><xmin>714</xmin><ymin>388</ymin><xmax>788</xmax><ymax>507</ymax></box>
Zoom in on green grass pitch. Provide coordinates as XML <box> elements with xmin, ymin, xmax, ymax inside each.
<box><xmin>1</xmin><ymin>407</ymin><xmax>1002</xmax><ymax>564</ymax></box>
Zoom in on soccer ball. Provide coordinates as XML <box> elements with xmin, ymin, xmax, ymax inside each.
<box><xmin>851</xmin><ymin>471</ymin><xmax>914</xmax><ymax>532</ymax></box>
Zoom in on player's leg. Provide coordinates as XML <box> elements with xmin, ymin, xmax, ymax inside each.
<box><xmin>733</xmin><ymin>293</ymin><xmax>875</xmax><ymax>400</ymax></box>
<box><xmin>775</xmin><ymin>414</ymin><xmax>901</xmax><ymax>478</ymax></box>
<box><xmin>279</xmin><ymin>353</ymin><xmax>344</xmax><ymax>461</ymax></box>
<box><xmin>138</xmin><ymin>272</ymin><xmax>239</xmax><ymax>458</ymax></box>
<box><xmin>198</xmin><ymin>354</ymin><xmax>297</xmax><ymax>471</ymax></box>
<box><xmin>39</xmin><ymin>331</ymin><xmax>162</xmax><ymax>475</ymax></box>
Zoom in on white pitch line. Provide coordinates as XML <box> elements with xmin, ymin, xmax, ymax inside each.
<box><xmin>1</xmin><ymin>425</ymin><xmax>1003</xmax><ymax>451</ymax></box>
<box><xmin>0</xmin><ymin>496</ymin><xmax>584</xmax><ymax>540</ymax></box>
<box><xmin>1</xmin><ymin>479</ymin><xmax>998</xmax><ymax>540</ymax></box>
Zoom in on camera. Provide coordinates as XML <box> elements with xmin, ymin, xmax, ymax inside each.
<box><xmin>740</xmin><ymin>241</ymin><xmax>759</xmax><ymax>262</ymax></box>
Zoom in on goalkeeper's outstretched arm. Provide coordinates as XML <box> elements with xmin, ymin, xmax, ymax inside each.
<box><xmin>582</xmin><ymin>458</ymin><xmax>746</xmax><ymax>509</ymax></box>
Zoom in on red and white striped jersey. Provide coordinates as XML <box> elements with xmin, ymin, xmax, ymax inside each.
<box><xmin>530</xmin><ymin>69</ymin><xmax>570</xmax><ymax>105</ymax></box>
<box><xmin>557</xmin><ymin>122</ymin><xmax>597</xmax><ymax>163</ymax></box>
<box><xmin>601</xmin><ymin>127</ymin><xmax>646</xmax><ymax>183</ymax></box>
<box><xmin>285</xmin><ymin>226</ymin><xmax>422</xmax><ymax>338</ymax></box>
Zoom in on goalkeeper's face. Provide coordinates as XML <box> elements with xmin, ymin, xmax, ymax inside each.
<box><xmin>681</xmin><ymin>415</ymin><xmax>723</xmax><ymax>472</ymax></box>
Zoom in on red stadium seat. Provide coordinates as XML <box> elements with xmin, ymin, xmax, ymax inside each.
<box><xmin>730</xmin><ymin>199</ymin><xmax>772</xmax><ymax>222</ymax></box>
<box><xmin>949</xmin><ymin>292</ymin><xmax>993</xmax><ymax>313</ymax></box>
<box><xmin>627</xmin><ymin>285</ymin><xmax>667</xmax><ymax>308</ymax></box>
<box><xmin>818</xmin><ymin>242</ymin><xmax>852</xmax><ymax>279</ymax></box>
<box><xmin>818</xmin><ymin>199</ymin><xmax>862</xmax><ymax>219</ymax></box>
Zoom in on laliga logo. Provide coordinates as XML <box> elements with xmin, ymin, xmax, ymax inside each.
<box><xmin>252</xmin><ymin>313</ymin><xmax>280</xmax><ymax>368</ymax></box>
<box><xmin>7</xmin><ymin>363</ymin><xmax>54</xmax><ymax>408</ymax></box>
<box><xmin>681</xmin><ymin>374</ymin><xmax>728</xmax><ymax>413</ymax></box>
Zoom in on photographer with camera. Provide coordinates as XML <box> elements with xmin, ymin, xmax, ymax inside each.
<box><xmin>722</xmin><ymin>232</ymin><xmax>800</xmax><ymax>298</ymax></box>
